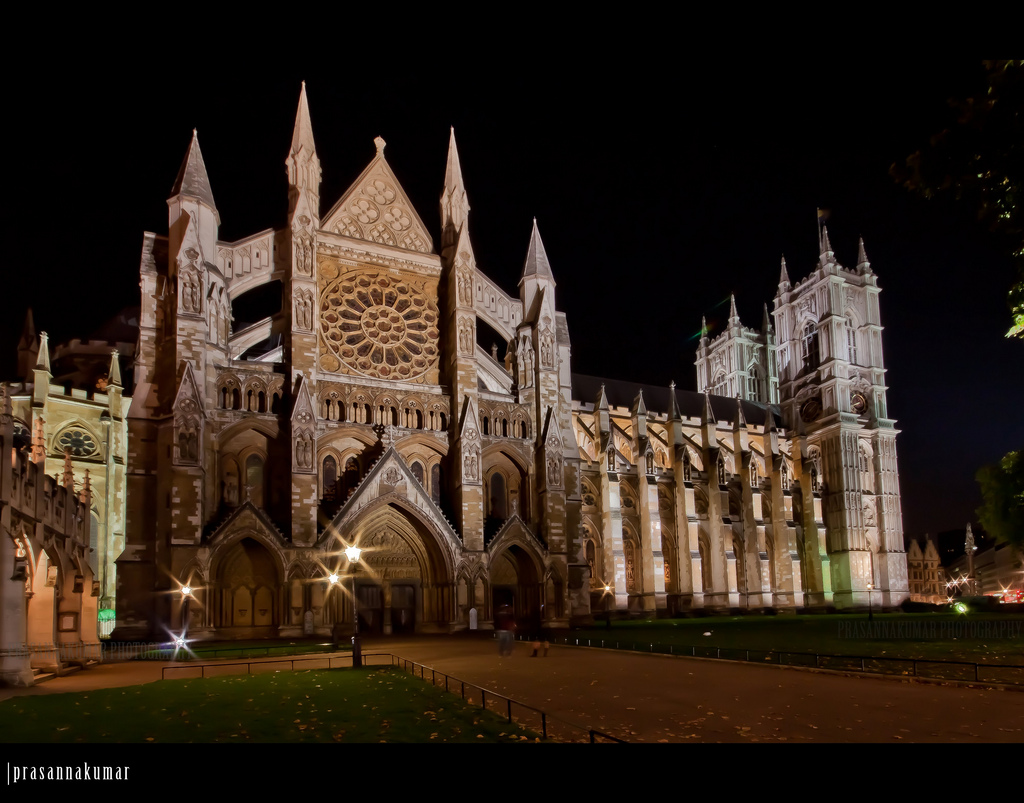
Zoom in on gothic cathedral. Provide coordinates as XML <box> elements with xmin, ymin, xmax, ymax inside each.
<box><xmin>109</xmin><ymin>85</ymin><xmax>907</xmax><ymax>641</ymax></box>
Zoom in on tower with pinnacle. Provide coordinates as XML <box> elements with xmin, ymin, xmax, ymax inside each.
<box><xmin>772</xmin><ymin>225</ymin><xmax>906</xmax><ymax>607</ymax></box>
<box><xmin>696</xmin><ymin>294</ymin><xmax>779</xmax><ymax>403</ymax></box>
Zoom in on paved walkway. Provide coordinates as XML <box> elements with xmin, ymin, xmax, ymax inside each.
<box><xmin>3</xmin><ymin>634</ymin><xmax>1022</xmax><ymax>742</ymax></box>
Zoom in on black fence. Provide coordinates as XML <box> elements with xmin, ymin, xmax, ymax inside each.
<box><xmin>554</xmin><ymin>636</ymin><xmax>1024</xmax><ymax>686</ymax></box>
<box><xmin>161</xmin><ymin>651</ymin><xmax>624</xmax><ymax>743</ymax></box>
<box><xmin>141</xmin><ymin>643</ymin><xmax>340</xmax><ymax>662</ymax></box>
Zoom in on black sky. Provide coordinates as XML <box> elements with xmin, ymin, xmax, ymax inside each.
<box><xmin>3</xmin><ymin>46</ymin><xmax>1021</xmax><ymax>540</ymax></box>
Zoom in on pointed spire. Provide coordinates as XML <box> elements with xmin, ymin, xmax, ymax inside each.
<box><xmin>819</xmin><ymin>224</ymin><xmax>834</xmax><ymax>266</ymax></box>
<box><xmin>521</xmin><ymin>218</ymin><xmax>555</xmax><ymax>282</ymax></box>
<box><xmin>79</xmin><ymin>469</ymin><xmax>91</xmax><ymax>507</ymax></box>
<box><xmin>443</xmin><ymin>127</ymin><xmax>467</xmax><ymax>202</ymax></box>
<box><xmin>62</xmin><ymin>449</ymin><xmax>74</xmax><ymax>489</ymax></box>
<box><xmin>856</xmin><ymin>236</ymin><xmax>872</xmax><ymax>274</ymax></box>
<box><xmin>700</xmin><ymin>315</ymin><xmax>709</xmax><ymax>345</ymax></box>
<box><xmin>762</xmin><ymin>303</ymin><xmax>773</xmax><ymax>334</ymax></box>
<box><xmin>733</xmin><ymin>395</ymin><xmax>749</xmax><ymax>456</ymax></box>
<box><xmin>734</xmin><ymin>395</ymin><xmax>747</xmax><ymax>431</ymax></box>
<box><xmin>633</xmin><ymin>388</ymin><xmax>647</xmax><ymax>417</ymax></box>
<box><xmin>170</xmin><ymin>129</ymin><xmax>217</xmax><ymax>213</ymax></box>
<box><xmin>702</xmin><ymin>389</ymin><xmax>716</xmax><ymax>424</ymax></box>
<box><xmin>35</xmin><ymin>331</ymin><xmax>50</xmax><ymax>373</ymax></box>
<box><xmin>729</xmin><ymin>294</ymin><xmax>740</xmax><ymax>325</ymax></box>
<box><xmin>441</xmin><ymin>127</ymin><xmax>470</xmax><ymax>240</ymax></box>
<box><xmin>764</xmin><ymin>406</ymin><xmax>780</xmax><ymax>460</ymax></box>
<box><xmin>595</xmin><ymin>383</ymin><xmax>609</xmax><ymax>411</ymax></box>
<box><xmin>700</xmin><ymin>389</ymin><xmax>717</xmax><ymax>450</ymax></box>
<box><xmin>668</xmin><ymin>380</ymin><xmax>681</xmax><ymax>422</ymax></box>
<box><xmin>108</xmin><ymin>349</ymin><xmax>122</xmax><ymax>388</ymax></box>
<box><xmin>289</xmin><ymin>81</ymin><xmax>317</xmax><ymax>156</ymax></box>
<box><xmin>779</xmin><ymin>256</ymin><xmax>791</xmax><ymax>290</ymax></box>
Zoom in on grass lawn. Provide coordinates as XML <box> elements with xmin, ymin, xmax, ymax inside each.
<box><xmin>0</xmin><ymin>667</ymin><xmax>541</xmax><ymax>743</ymax></box>
<box><xmin>568</xmin><ymin>612</ymin><xmax>1024</xmax><ymax>665</ymax></box>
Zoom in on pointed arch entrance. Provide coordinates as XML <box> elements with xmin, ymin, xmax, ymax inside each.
<box><xmin>326</xmin><ymin>501</ymin><xmax>456</xmax><ymax>635</ymax></box>
<box><xmin>215</xmin><ymin>537</ymin><xmax>282</xmax><ymax>637</ymax></box>
<box><xmin>490</xmin><ymin>544</ymin><xmax>543</xmax><ymax>632</ymax></box>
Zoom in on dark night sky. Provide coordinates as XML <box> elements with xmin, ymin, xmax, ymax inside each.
<box><xmin>3</xmin><ymin>46</ymin><xmax>1021</xmax><ymax>540</ymax></box>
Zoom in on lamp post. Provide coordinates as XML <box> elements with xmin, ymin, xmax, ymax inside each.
<box><xmin>866</xmin><ymin>581</ymin><xmax>874</xmax><ymax>623</ymax></box>
<box><xmin>345</xmin><ymin>545</ymin><xmax>362</xmax><ymax>667</ymax></box>
<box><xmin>181</xmin><ymin>584</ymin><xmax>192</xmax><ymax>637</ymax></box>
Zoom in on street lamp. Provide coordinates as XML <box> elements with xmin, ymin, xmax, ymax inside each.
<box><xmin>180</xmin><ymin>584</ymin><xmax>192</xmax><ymax>636</ymax></box>
<box><xmin>345</xmin><ymin>545</ymin><xmax>363</xmax><ymax>667</ymax></box>
<box><xmin>866</xmin><ymin>581</ymin><xmax>874</xmax><ymax>623</ymax></box>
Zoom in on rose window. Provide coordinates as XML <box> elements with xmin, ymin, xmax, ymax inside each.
<box><xmin>57</xmin><ymin>428</ymin><xmax>98</xmax><ymax>457</ymax></box>
<box><xmin>320</xmin><ymin>272</ymin><xmax>439</xmax><ymax>380</ymax></box>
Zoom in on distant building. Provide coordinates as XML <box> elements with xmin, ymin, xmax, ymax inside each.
<box><xmin>945</xmin><ymin>526</ymin><xmax>1024</xmax><ymax>598</ymax></box>
<box><xmin>905</xmin><ymin>535</ymin><xmax>945</xmax><ymax>602</ymax></box>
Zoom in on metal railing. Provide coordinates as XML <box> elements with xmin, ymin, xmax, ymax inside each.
<box><xmin>556</xmin><ymin>636</ymin><xmax>1024</xmax><ymax>686</ymax></box>
<box><xmin>160</xmin><ymin>651</ymin><xmax>625</xmax><ymax>743</ymax></box>
<box><xmin>143</xmin><ymin>643</ymin><xmax>341</xmax><ymax>662</ymax></box>
<box><xmin>388</xmin><ymin>654</ymin><xmax>625</xmax><ymax>743</ymax></box>
<box><xmin>161</xmin><ymin>653</ymin><xmax>353</xmax><ymax>680</ymax></box>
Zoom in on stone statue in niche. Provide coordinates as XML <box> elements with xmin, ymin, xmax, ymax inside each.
<box><xmin>540</xmin><ymin>332</ymin><xmax>554</xmax><ymax>368</ymax></box>
<box><xmin>178</xmin><ymin>428</ymin><xmax>198</xmax><ymax>461</ymax></box>
<box><xmin>458</xmin><ymin>269</ymin><xmax>473</xmax><ymax>305</ymax></box>
<box><xmin>458</xmin><ymin>318</ymin><xmax>473</xmax><ymax>353</ymax></box>
<box><xmin>521</xmin><ymin>340</ymin><xmax>534</xmax><ymax>385</ymax></box>
<box><xmin>296</xmin><ymin>435</ymin><xmax>313</xmax><ymax>469</ymax></box>
<box><xmin>547</xmin><ymin>455</ymin><xmax>562</xmax><ymax>485</ymax></box>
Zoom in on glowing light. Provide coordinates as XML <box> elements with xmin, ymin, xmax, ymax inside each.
<box><xmin>345</xmin><ymin>545</ymin><xmax>362</xmax><ymax>562</ymax></box>
<box><xmin>954</xmin><ymin>602</ymin><xmax>969</xmax><ymax>615</ymax></box>
<box><xmin>1001</xmin><ymin>589</ymin><xmax>1023</xmax><ymax>604</ymax></box>
<box><xmin>181</xmin><ymin>585</ymin><xmax>192</xmax><ymax>597</ymax></box>
<box><xmin>328</xmin><ymin>573</ymin><xmax>339</xmax><ymax>585</ymax></box>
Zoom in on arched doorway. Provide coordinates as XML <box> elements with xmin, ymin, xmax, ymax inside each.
<box><xmin>217</xmin><ymin>537</ymin><xmax>280</xmax><ymax>637</ymax></box>
<box><xmin>490</xmin><ymin>544</ymin><xmax>542</xmax><ymax>632</ymax></box>
<box><xmin>330</xmin><ymin>502</ymin><xmax>455</xmax><ymax>635</ymax></box>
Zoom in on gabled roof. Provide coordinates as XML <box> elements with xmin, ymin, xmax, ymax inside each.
<box><xmin>573</xmin><ymin>373</ymin><xmax>780</xmax><ymax>428</ymax></box>
<box><xmin>321</xmin><ymin>137</ymin><xmax>434</xmax><ymax>254</ymax></box>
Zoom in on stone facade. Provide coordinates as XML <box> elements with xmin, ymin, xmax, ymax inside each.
<box><xmin>3</xmin><ymin>327</ymin><xmax>128</xmax><ymax>633</ymax></box>
<box><xmin>1</xmin><ymin>384</ymin><xmax>103</xmax><ymax>686</ymax></box>
<box><xmin>109</xmin><ymin>85</ymin><xmax>907</xmax><ymax>642</ymax></box>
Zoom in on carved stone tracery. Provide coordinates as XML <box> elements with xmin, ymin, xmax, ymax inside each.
<box><xmin>318</xmin><ymin>265</ymin><xmax>440</xmax><ymax>381</ymax></box>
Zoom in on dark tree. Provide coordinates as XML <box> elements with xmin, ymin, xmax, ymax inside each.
<box><xmin>892</xmin><ymin>60</ymin><xmax>1024</xmax><ymax>338</ymax></box>
<box><xmin>975</xmin><ymin>450</ymin><xmax>1024</xmax><ymax>555</ymax></box>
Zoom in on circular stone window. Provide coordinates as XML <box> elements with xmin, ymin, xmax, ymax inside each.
<box><xmin>57</xmin><ymin>428</ymin><xmax>98</xmax><ymax>457</ymax></box>
<box><xmin>319</xmin><ymin>270</ymin><xmax>439</xmax><ymax>380</ymax></box>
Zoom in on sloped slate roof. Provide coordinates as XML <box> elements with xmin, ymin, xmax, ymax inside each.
<box><xmin>572</xmin><ymin>373</ymin><xmax>780</xmax><ymax>428</ymax></box>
